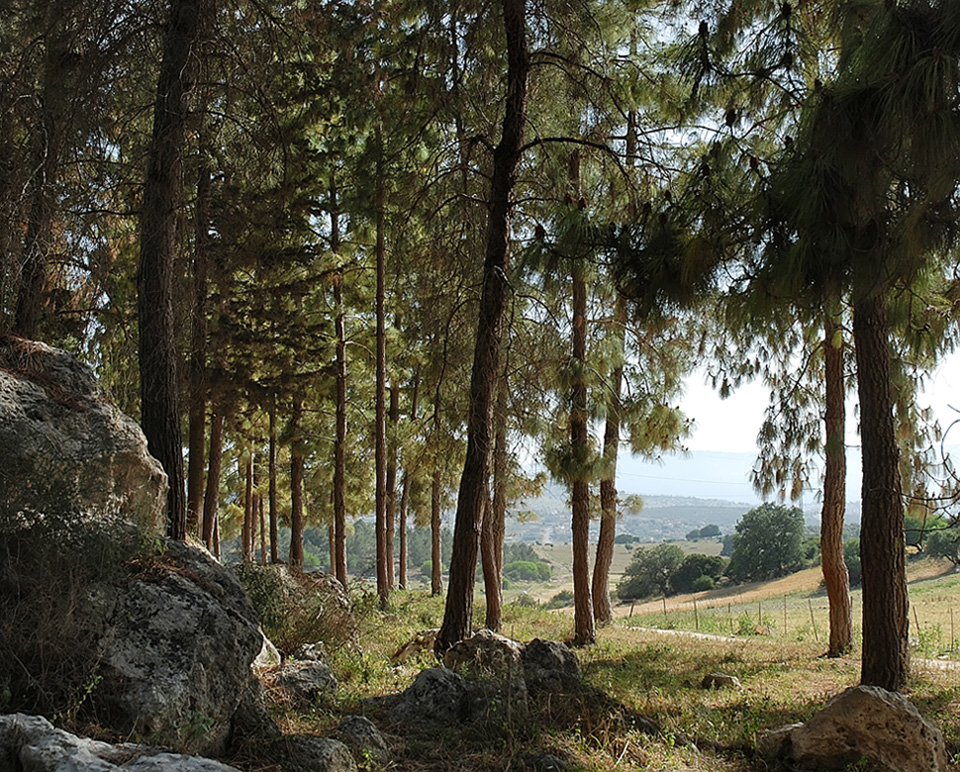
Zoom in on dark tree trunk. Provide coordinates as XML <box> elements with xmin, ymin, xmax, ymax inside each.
<box><xmin>137</xmin><ymin>0</ymin><xmax>200</xmax><ymax>540</ymax></box>
<box><xmin>593</xmin><ymin>296</ymin><xmax>626</xmax><ymax>625</ymax></box>
<box><xmin>332</xmin><ymin>193</ymin><xmax>348</xmax><ymax>586</ymax></box>
<box><xmin>822</xmin><ymin>298</ymin><xmax>853</xmax><ymax>656</ymax></box>
<box><xmin>571</xmin><ymin>262</ymin><xmax>595</xmax><ymax>646</ymax></box>
<box><xmin>186</xmin><ymin>146</ymin><xmax>210</xmax><ymax>537</ymax></box>
<box><xmin>290</xmin><ymin>397</ymin><xmax>305</xmax><ymax>568</ymax></box>
<box><xmin>482</xmin><ymin>376</ymin><xmax>508</xmax><ymax>631</ymax></box>
<box><xmin>202</xmin><ymin>410</ymin><xmax>224</xmax><ymax>551</ymax></box>
<box><xmin>375</xmin><ymin>128</ymin><xmax>389</xmax><ymax>610</ymax></box>
<box><xmin>399</xmin><ymin>472</ymin><xmax>410</xmax><ymax>589</ymax></box>
<box><xmin>431</xmin><ymin>465</ymin><xmax>443</xmax><ymax>596</ymax></box>
<box><xmin>436</xmin><ymin>0</ymin><xmax>529</xmax><ymax>655</ymax></box>
<box><xmin>242</xmin><ymin>452</ymin><xmax>254</xmax><ymax>561</ymax></box>
<box><xmin>268</xmin><ymin>400</ymin><xmax>279</xmax><ymax>563</ymax></box>
<box><xmin>854</xmin><ymin>291</ymin><xmax>908</xmax><ymax>691</ymax></box>
<box><xmin>386</xmin><ymin>384</ymin><xmax>399</xmax><ymax>590</ymax></box>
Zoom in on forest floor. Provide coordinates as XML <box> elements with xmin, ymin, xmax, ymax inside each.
<box><xmin>252</xmin><ymin>557</ymin><xmax>960</xmax><ymax>772</ymax></box>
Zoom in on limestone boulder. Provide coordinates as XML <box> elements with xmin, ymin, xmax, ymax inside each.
<box><xmin>0</xmin><ymin>336</ymin><xmax>166</xmax><ymax>531</ymax></box>
<box><xmin>520</xmin><ymin>639</ymin><xmax>582</xmax><ymax>694</ymax></box>
<box><xmin>335</xmin><ymin>715</ymin><xmax>390</xmax><ymax>766</ymax></box>
<box><xmin>388</xmin><ymin>667</ymin><xmax>467</xmax><ymax>726</ymax></box>
<box><xmin>277</xmin><ymin>661</ymin><xmax>339</xmax><ymax>703</ymax></box>
<box><xmin>443</xmin><ymin>629</ymin><xmax>529</xmax><ymax>721</ymax></box>
<box><xmin>0</xmin><ymin>714</ymin><xmax>242</xmax><ymax>771</ymax></box>
<box><xmin>93</xmin><ymin>537</ymin><xmax>276</xmax><ymax>756</ymax></box>
<box><xmin>760</xmin><ymin>685</ymin><xmax>947</xmax><ymax>772</ymax></box>
<box><xmin>278</xmin><ymin>736</ymin><xmax>357</xmax><ymax>772</ymax></box>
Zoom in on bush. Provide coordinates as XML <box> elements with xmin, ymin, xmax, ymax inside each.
<box><xmin>233</xmin><ymin>563</ymin><xmax>357</xmax><ymax>655</ymax></box>
<box><xmin>691</xmin><ymin>575</ymin><xmax>715</xmax><ymax>592</ymax></box>
<box><xmin>503</xmin><ymin>560</ymin><xmax>552</xmax><ymax>582</ymax></box>
<box><xmin>672</xmin><ymin>553</ymin><xmax>726</xmax><ymax>593</ymax></box>
<box><xmin>544</xmin><ymin>590</ymin><xmax>575</xmax><ymax>609</ymax></box>
<box><xmin>616</xmin><ymin>543</ymin><xmax>685</xmax><ymax>600</ymax></box>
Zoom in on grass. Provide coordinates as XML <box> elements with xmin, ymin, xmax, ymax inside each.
<box><xmin>250</xmin><ymin>571</ymin><xmax>960</xmax><ymax>771</ymax></box>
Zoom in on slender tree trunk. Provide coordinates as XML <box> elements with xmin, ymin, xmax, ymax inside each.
<box><xmin>328</xmin><ymin>524</ymin><xmax>335</xmax><ymax>575</ymax></box>
<box><xmin>482</xmin><ymin>376</ymin><xmax>508</xmax><ymax>631</ymax></box>
<box><xmin>593</xmin><ymin>296</ymin><xmax>626</xmax><ymax>625</ymax></box>
<box><xmin>571</xmin><ymin>259</ymin><xmax>595</xmax><ymax>646</ymax></box>
<box><xmin>822</xmin><ymin>297</ymin><xmax>853</xmax><ymax>656</ymax></box>
<box><xmin>437</xmin><ymin>0</ymin><xmax>529</xmax><ymax>655</ymax></box>
<box><xmin>854</xmin><ymin>291</ymin><xmax>908</xmax><ymax>691</ymax></box>
<box><xmin>399</xmin><ymin>472</ymin><xmax>410</xmax><ymax>589</ymax></box>
<box><xmin>137</xmin><ymin>0</ymin><xmax>200</xmax><ymax>540</ymax></box>
<box><xmin>242</xmin><ymin>452</ymin><xmax>254</xmax><ymax>561</ymax></box>
<box><xmin>331</xmin><ymin>190</ymin><xmax>348</xmax><ymax>586</ymax></box>
<box><xmin>431</xmin><ymin>465</ymin><xmax>443</xmax><ymax>596</ymax></box>
<box><xmin>386</xmin><ymin>384</ymin><xmax>399</xmax><ymax>590</ymax></box>
<box><xmin>258</xmin><ymin>491</ymin><xmax>266</xmax><ymax>565</ymax></box>
<box><xmin>290</xmin><ymin>396</ymin><xmax>305</xmax><ymax>568</ymax></box>
<box><xmin>202</xmin><ymin>410</ymin><xmax>224</xmax><ymax>551</ymax></box>
<box><xmin>187</xmin><ymin>146</ymin><xmax>210</xmax><ymax>537</ymax></box>
<box><xmin>375</xmin><ymin>127</ymin><xmax>389</xmax><ymax>610</ymax></box>
<box><xmin>268</xmin><ymin>400</ymin><xmax>279</xmax><ymax>563</ymax></box>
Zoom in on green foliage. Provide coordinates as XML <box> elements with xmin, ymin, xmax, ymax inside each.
<box><xmin>685</xmin><ymin>524</ymin><xmax>721</xmax><ymax>540</ymax></box>
<box><xmin>503</xmin><ymin>560</ymin><xmax>553</xmax><ymax>582</ymax></box>
<box><xmin>233</xmin><ymin>563</ymin><xmax>357</xmax><ymax>656</ymax></box>
<box><xmin>727</xmin><ymin>503</ymin><xmax>805</xmax><ymax>581</ymax></box>
<box><xmin>926</xmin><ymin>528</ymin><xmax>960</xmax><ymax>564</ymax></box>
<box><xmin>616</xmin><ymin>543</ymin><xmax>685</xmax><ymax>600</ymax></box>
<box><xmin>672</xmin><ymin>553</ymin><xmax>727</xmax><ymax>593</ymax></box>
<box><xmin>844</xmin><ymin>538</ymin><xmax>862</xmax><ymax>585</ymax></box>
<box><xmin>543</xmin><ymin>590</ymin><xmax>575</xmax><ymax>609</ymax></box>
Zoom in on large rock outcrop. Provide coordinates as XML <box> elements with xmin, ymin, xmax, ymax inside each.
<box><xmin>758</xmin><ymin>685</ymin><xmax>947</xmax><ymax>772</ymax></box>
<box><xmin>0</xmin><ymin>336</ymin><xmax>166</xmax><ymax>531</ymax></box>
<box><xmin>93</xmin><ymin>536</ymin><xmax>276</xmax><ymax>755</ymax></box>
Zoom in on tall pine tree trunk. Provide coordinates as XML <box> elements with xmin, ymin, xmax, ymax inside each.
<box><xmin>437</xmin><ymin>0</ymin><xmax>529</xmax><ymax>654</ymax></box>
<box><xmin>290</xmin><ymin>396</ymin><xmax>306</xmax><ymax>568</ymax></box>
<box><xmin>386</xmin><ymin>384</ymin><xmax>399</xmax><ymax>590</ymax></box>
<box><xmin>431</xmin><ymin>464</ymin><xmax>443</xmax><ymax>596</ymax></box>
<box><xmin>268</xmin><ymin>400</ymin><xmax>279</xmax><ymax>563</ymax></box>
<box><xmin>187</xmin><ymin>144</ymin><xmax>210</xmax><ymax>537</ymax></box>
<box><xmin>137</xmin><ymin>0</ymin><xmax>200</xmax><ymax>539</ymax></box>
<box><xmin>375</xmin><ymin>127</ymin><xmax>389</xmax><ymax>610</ymax></box>
<box><xmin>202</xmin><ymin>409</ymin><xmax>224</xmax><ymax>551</ymax></box>
<box><xmin>242</xmin><ymin>451</ymin><xmax>254</xmax><ymax>561</ymax></box>
<box><xmin>571</xmin><ymin>260</ymin><xmax>595</xmax><ymax>646</ymax></box>
<box><xmin>482</xmin><ymin>374</ymin><xmax>508</xmax><ymax>631</ymax></box>
<box><xmin>822</xmin><ymin>296</ymin><xmax>853</xmax><ymax>656</ymax></box>
<box><xmin>854</xmin><ymin>291</ymin><xmax>908</xmax><ymax>691</ymax></box>
<box><xmin>332</xmin><ymin>190</ymin><xmax>348</xmax><ymax>586</ymax></box>
<box><xmin>399</xmin><ymin>472</ymin><xmax>410</xmax><ymax>589</ymax></box>
<box><xmin>593</xmin><ymin>296</ymin><xmax>626</xmax><ymax>625</ymax></box>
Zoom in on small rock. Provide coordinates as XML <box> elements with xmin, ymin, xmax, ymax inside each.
<box><xmin>255</xmin><ymin>630</ymin><xmax>281</xmax><ymax>668</ymax></box>
<box><xmin>278</xmin><ymin>661</ymin><xmax>338</xmax><ymax>702</ymax></box>
<box><xmin>335</xmin><ymin>715</ymin><xmax>389</xmax><ymax>765</ymax></box>
<box><xmin>520</xmin><ymin>639</ymin><xmax>582</xmax><ymax>694</ymax></box>
<box><xmin>701</xmin><ymin>673</ymin><xmax>741</xmax><ymax>690</ymax></box>
<box><xmin>279</xmin><ymin>735</ymin><xmax>357</xmax><ymax>772</ymax></box>
<box><xmin>388</xmin><ymin>667</ymin><xmax>466</xmax><ymax>726</ymax></box>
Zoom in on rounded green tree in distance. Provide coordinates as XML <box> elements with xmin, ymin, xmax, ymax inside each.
<box><xmin>727</xmin><ymin>503</ymin><xmax>805</xmax><ymax>581</ymax></box>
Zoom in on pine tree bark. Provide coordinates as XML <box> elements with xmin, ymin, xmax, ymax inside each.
<box><xmin>186</xmin><ymin>146</ymin><xmax>210</xmax><ymax>537</ymax></box>
<box><xmin>431</xmin><ymin>464</ymin><xmax>443</xmax><ymax>596</ymax></box>
<box><xmin>290</xmin><ymin>396</ymin><xmax>306</xmax><ymax>568</ymax></box>
<box><xmin>437</xmin><ymin>0</ymin><xmax>529</xmax><ymax>654</ymax></box>
<box><xmin>242</xmin><ymin>451</ymin><xmax>254</xmax><ymax>561</ymax></box>
<box><xmin>332</xmin><ymin>191</ymin><xmax>348</xmax><ymax>586</ymax></box>
<box><xmin>571</xmin><ymin>261</ymin><xmax>595</xmax><ymax>646</ymax></box>
<box><xmin>386</xmin><ymin>384</ymin><xmax>400</xmax><ymax>590</ymax></box>
<box><xmin>137</xmin><ymin>0</ymin><xmax>200</xmax><ymax>540</ymax></box>
<box><xmin>268</xmin><ymin>401</ymin><xmax>279</xmax><ymax>563</ymax></box>
<box><xmin>399</xmin><ymin>472</ymin><xmax>410</xmax><ymax>589</ymax></box>
<box><xmin>375</xmin><ymin>127</ymin><xmax>389</xmax><ymax>610</ymax></box>
<box><xmin>482</xmin><ymin>377</ymin><xmax>508</xmax><ymax>631</ymax></box>
<box><xmin>822</xmin><ymin>298</ymin><xmax>853</xmax><ymax>656</ymax></box>
<box><xmin>593</xmin><ymin>296</ymin><xmax>626</xmax><ymax>625</ymax></box>
<box><xmin>202</xmin><ymin>409</ymin><xmax>224</xmax><ymax>551</ymax></box>
<box><xmin>854</xmin><ymin>291</ymin><xmax>908</xmax><ymax>691</ymax></box>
